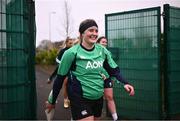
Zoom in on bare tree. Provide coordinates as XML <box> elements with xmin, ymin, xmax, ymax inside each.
<box><xmin>58</xmin><ymin>0</ymin><xmax>74</xmax><ymax>39</ymax></box>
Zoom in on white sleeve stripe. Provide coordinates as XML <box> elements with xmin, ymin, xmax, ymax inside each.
<box><xmin>56</xmin><ymin>58</ymin><xmax>61</xmax><ymax>64</ymax></box>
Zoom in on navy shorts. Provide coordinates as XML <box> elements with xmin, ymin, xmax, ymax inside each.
<box><xmin>68</xmin><ymin>93</ymin><xmax>103</xmax><ymax>120</ymax></box>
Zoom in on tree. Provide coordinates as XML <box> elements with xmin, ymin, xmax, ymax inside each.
<box><xmin>58</xmin><ymin>0</ymin><xmax>74</xmax><ymax>39</ymax></box>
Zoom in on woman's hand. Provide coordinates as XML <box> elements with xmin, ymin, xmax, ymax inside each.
<box><xmin>124</xmin><ymin>84</ymin><xmax>135</xmax><ymax>96</ymax></box>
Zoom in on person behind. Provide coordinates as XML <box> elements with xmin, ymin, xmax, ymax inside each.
<box><xmin>73</xmin><ymin>37</ymin><xmax>81</xmax><ymax>45</ymax></box>
<box><xmin>97</xmin><ymin>36</ymin><xmax>108</xmax><ymax>47</ymax></box>
<box><xmin>97</xmin><ymin>36</ymin><xmax>118</xmax><ymax>121</ymax></box>
<box><xmin>45</xmin><ymin>19</ymin><xmax>135</xmax><ymax>121</ymax></box>
<box><xmin>47</xmin><ymin>37</ymin><xmax>74</xmax><ymax>108</ymax></box>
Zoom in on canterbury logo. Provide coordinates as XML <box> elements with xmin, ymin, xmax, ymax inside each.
<box><xmin>86</xmin><ymin>60</ymin><xmax>103</xmax><ymax>69</ymax></box>
<box><xmin>81</xmin><ymin>110</ymin><xmax>88</xmax><ymax>116</ymax></box>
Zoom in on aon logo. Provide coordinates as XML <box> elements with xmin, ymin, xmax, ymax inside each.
<box><xmin>86</xmin><ymin>61</ymin><xmax>103</xmax><ymax>69</ymax></box>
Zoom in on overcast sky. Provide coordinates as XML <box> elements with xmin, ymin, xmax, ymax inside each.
<box><xmin>35</xmin><ymin>0</ymin><xmax>180</xmax><ymax>46</ymax></box>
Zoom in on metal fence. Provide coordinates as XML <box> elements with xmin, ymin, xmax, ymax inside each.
<box><xmin>105</xmin><ymin>4</ymin><xmax>180</xmax><ymax>119</ymax></box>
<box><xmin>105</xmin><ymin>7</ymin><xmax>162</xmax><ymax>119</ymax></box>
<box><xmin>0</xmin><ymin>0</ymin><xmax>36</xmax><ymax>119</ymax></box>
<box><xmin>164</xmin><ymin>4</ymin><xmax>180</xmax><ymax>119</ymax></box>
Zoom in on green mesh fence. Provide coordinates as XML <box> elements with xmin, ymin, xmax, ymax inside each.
<box><xmin>164</xmin><ymin>4</ymin><xmax>180</xmax><ymax>118</ymax></box>
<box><xmin>0</xmin><ymin>0</ymin><xmax>36</xmax><ymax>119</ymax></box>
<box><xmin>105</xmin><ymin>7</ymin><xmax>162</xmax><ymax>119</ymax></box>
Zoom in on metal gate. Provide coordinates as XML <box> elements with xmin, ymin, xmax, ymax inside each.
<box><xmin>0</xmin><ymin>0</ymin><xmax>36</xmax><ymax>119</ymax></box>
<box><xmin>105</xmin><ymin>4</ymin><xmax>180</xmax><ymax>120</ymax></box>
<box><xmin>105</xmin><ymin>7</ymin><xmax>162</xmax><ymax>119</ymax></box>
<box><xmin>164</xmin><ymin>4</ymin><xmax>180</xmax><ymax>119</ymax></box>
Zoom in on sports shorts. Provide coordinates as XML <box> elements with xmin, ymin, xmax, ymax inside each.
<box><xmin>68</xmin><ymin>93</ymin><xmax>103</xmax><ymax>120</ymax></box>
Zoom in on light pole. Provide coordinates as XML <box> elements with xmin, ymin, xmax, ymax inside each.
<box><xmin>49</xmin><ymin>11</ymin><xmax>56</xmax><ymax>42</ymax></box>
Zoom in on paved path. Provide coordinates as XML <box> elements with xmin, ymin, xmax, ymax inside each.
<box><xmin>36</xmin><ymin>65</ymin><xmax>71</xmax><ymax>120</ymax></box>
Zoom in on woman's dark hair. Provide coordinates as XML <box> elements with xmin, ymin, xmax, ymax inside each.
<box><xmin>97</xmin><ymin>36</ymin><xmax>107</xmax><ymax>43</ymax></box>
<box><xmin>79</xmin><ymin>19</ymin><xmax>98</xmax><ymax>34</ymax></box>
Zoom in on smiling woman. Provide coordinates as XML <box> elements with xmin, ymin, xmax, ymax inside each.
<box><xmin>45</xmin><ymin>19</ymin><xmax>134</xmax><ymax>121</ymax></box>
